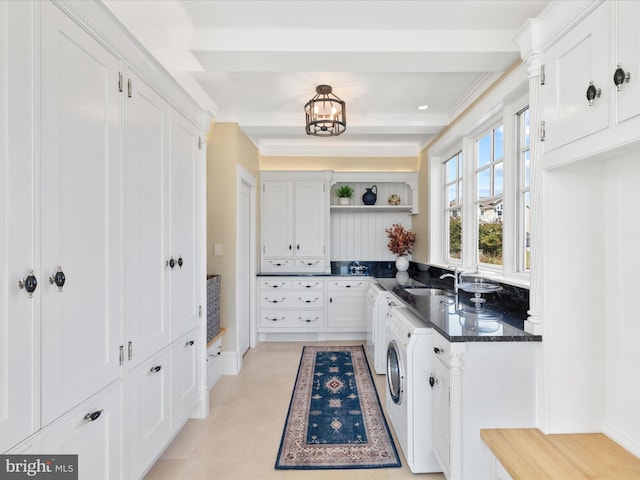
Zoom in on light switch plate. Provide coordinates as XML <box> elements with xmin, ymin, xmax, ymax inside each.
<box><xmin>214</xmin><ymin>244</ymin><xmax>223</xmax><ymax>256</ymax></box>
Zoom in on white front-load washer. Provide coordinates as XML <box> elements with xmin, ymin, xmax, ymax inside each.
<box><xmin>366</xmin><ymin>282</ymin><xmax>396</xmax><ymax>375</ymax></box>
<box><xmin>385</xmin><ymin>306</ymin><xmax>440</xmax><ymax>473</ymax></box>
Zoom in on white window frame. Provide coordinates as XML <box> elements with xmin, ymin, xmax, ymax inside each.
<box><xmin>443</xmin><ymin>151</ymin><xmax>463</xmax><ymax>263</ymax></box>
<box><xmin>429</xmin><ymin>91</ymin><xmax>530</xmax><ymax>286</ymax></box>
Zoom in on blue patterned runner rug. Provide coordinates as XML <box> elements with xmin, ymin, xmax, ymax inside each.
<box><xmin>275</xmin><ymin>345</ymin><xmax>401</xmax><ymax>470</ymax></box>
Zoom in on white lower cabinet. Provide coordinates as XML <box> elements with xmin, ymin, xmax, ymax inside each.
<box><xmin>126</xmin><ymin>348</ymin><xmax>172</xmax><ymax>480</ymax></box>
<box><xmin>258</xmin><ymin>277</ymin><xmax>326</xmax><ymax>337</ymax></box>
<box><xmin>430</xmin><ymin>331</ymin><xmax>537</xmax><ymax>480</ymax></box>
<box><xmin>171</xmin><ymin>331</ymin><xmax>199</xmax><ymax>428</ymax></box>
<box><xmin>36</xmin><ymin>383</ymin><xmax>122</xmax><ymax>480</ymax></box>
<box><xmin>327</xmin><ymin>278</ymin><xmax>367</xmax><ymax>331</ymax></box>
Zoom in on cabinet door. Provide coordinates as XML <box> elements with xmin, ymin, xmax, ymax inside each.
<box><xmin>171</xmin><ymin>332</ymin><xmax>198</xmax><ymax>428</ymax></box>
<box><xmin>543</xmin><ymin>2</ymin><xmax>610</xmax><ymax>153</ymax></box>
<box><xmin>262</xmin><ymin>181</ymin><xmax>294</xmax><ymax>258</ymax></box>
<box><xmin>36</xmin><ymin>383</ymin><xmax>122</xmax><ymax>480</ymax></box>
<box><xmin>327</xmin><ymin>291</ymin><xmax>366</xmax><ymax>330</ymax></box>
<box><xmin>615</xmin><ymin>0</ymin><xmax>640</xmax><ymax>124</ymax></box>
<box><xmin>170</xmin><ymin>111</ymin><xmax>200</xmax><ymax>339</ymax></box>
<box><xmin>432</xmin><ymin>355</ymin><xmax>451</xmax><ymax>475</ymax></box>
<box><xmin>294</xmin><ymin>181</ymin><xmax>326</xmax><ymax>257</ymax></box>
<box><xmin>126</xmin><ymin>349</ymin><xmax>171</xmax><ymax>480</ymax></box>
<box><xmin>125</xmin><ymin>71</ymin><xmax>171</xmax><ymax>369</ymax></box>
<box><xmin>0</xmin><ymin>0</ymin><xmax>36</xmax><ymax>453</ymax></box>
<box><xmin>39</xmin><ymin>1</ymin><xmax>122</xmax><ymax>426</ymax></box>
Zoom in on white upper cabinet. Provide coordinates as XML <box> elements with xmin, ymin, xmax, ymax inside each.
<box><xmin>615</xmin><ymin>0</ymin><xmax>640</xmax><ymax>125</ymax></box>
<box><xmin>261</xmin><ymin>172</ymin><xmax>329</xmax><ymax>273</ymax></box>
<box><xmin>262</xmin><ymin>181</ymin><xmax>294</xmax><ymax>259</ymax></box>
<box><xmin>125</xmin><ymin>71</ymin><xmax>171</xmax><ymax>369</ymax></box>
<box><xmin>39</xmin><ymin>0</ymin><xmax>123</xmax><ymax>426</ymax></box>
<box><xmin>541</xmin><ymin>1</ymin><xmax>640</xmax><ymax>167</ymax></box>
<box><xmin>0</xmin><ymin>0</ymin><xmax>36</xmax><ymax>453</ymax></box>
<box><xmin>294</xmin><ymin>181</ymin><xmax>327</xmax><ymax>258</ymax></box>
<box><xmin>542</xmin><ymin>2</ymin><xmax>610</xmax><ymax>154</ymax></box>
<box><xmin>170</xmin><ymin>112</ymin><xmax>201</xmax><ymax>339</ymax></box>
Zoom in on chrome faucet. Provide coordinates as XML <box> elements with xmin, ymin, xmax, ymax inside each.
<box><xmin>439</xmin><ymin>266</ymin><xmax>460</xmax><ymax>294</ymax></box>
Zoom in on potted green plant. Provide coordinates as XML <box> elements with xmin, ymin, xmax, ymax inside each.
<box><xmin>335</xmin><ymin>185</ymin><xmax>355</xmax><ymax>205</ymax></box>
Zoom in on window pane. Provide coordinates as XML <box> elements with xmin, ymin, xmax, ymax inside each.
<box><xmin>448</xmin><ymin>210</ymin><xmax>462</xmax><ymax>260</ymax></box>
<box><xmin>477</xmin><ymin>134</ymin><xmax>491</xmax><ymax>167</ymax></box>
<box><xmin>494</xmin><ymin>125</ymin><xmax>504</xmax><ymax>161</ymax></box>
<box><xmin>494</xmin><ymin>162</ymin><xmax>503</xmax><ymax>195</ymax></box>
<box><xmin>447</xmin><ymin>183</ymin><xmax>458</xmax><ymax>207</ymax></box>
<box><xmin>523</xmin><ymin>150</ymin><xmax>530</xmax><ymax>188</ymax></box>
<box><xmin>478</xmin><ymin>218</ymin><xmax>503</xmax><ymax>265</ymax></box>
<box><xmin>523</xmin><ymin>109</ymin><xmax>530</xmax><ymax>147</ymax></box>
<box><xmin>477</xmin><ymin>168</ymin><xmax>490</xmax><ymax>199</ymax></box>
<box><xmin>446</xmin><ymin>157</ymin><xmax>457</xmax><ymax>182</ymax></box>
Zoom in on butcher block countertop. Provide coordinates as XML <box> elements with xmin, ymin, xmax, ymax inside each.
<box><xmin>480</xmin><ymin>428</ymin><xmax>640</xmax><ymax>479</ymax></box>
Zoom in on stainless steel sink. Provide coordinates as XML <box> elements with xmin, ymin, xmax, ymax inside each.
<box><xmin>403</xmin><ymin>287</ymin><xmax>449</xmax><ymax>296</ymax></box>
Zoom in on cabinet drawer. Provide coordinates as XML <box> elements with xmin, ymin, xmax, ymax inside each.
<box><xmin>263</xmin><ymin>259</ymin><xmax>294</xmax><ymax>271</ymax></box>
<box><xmin>259</xmin><ymin>310</ymin><xmax>324</xmax><ymax>328</ymax></box>
<box><xmin>292</xmin><ymin>279</ymin><xmax>324</xmax><ymax>290</ymax></box>
<box><xmin>295</xmin><ymin>258</ymin><xmax>326</xmax><ymax>269</ymax></box>
<box><xmin>259</xmin><ymin>279</ymin><xmax>293</xmax><ymax>289</ymax></box>
<box><xmin>260</xmin><ymin>292</ymin><xmax>324</xmax><ymax>308</ymax></box>
<box><xmin>328</xmin><ymin>279</ymin><xmax>368</xmax><ymax>291</ymax></box>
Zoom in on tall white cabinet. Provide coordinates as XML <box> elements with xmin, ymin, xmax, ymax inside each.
<box><xmin>1</xmin><ymin>2</ymin><xmax>207</xmax><ymax>478</ymax></box>
<box><xmin>261</xmin><ymin>171</ymin><xmax>330</xmax><ymax>273</ymax></box>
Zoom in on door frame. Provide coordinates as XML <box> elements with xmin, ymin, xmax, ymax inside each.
<box><xmin>236</xmin><ymin>165</ymin><xmax>257</xmax><ymax>362</ymax></box>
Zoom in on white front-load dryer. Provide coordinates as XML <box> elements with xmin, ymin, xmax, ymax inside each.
<box><xmin>385</xmin><ymin>306</ymin><xmax>440</xmax><ymax>473</ymax></box>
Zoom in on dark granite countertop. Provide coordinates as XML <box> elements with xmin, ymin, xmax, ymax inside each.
<box><xmin>373</xmin><ymin>277</ymin><xmax>542</xmax><ymax>343</ymax></box>
<box><xmin>257</xmin><ymin>261</ymin><xmax>541</xmax><ymax>343</ymax></box>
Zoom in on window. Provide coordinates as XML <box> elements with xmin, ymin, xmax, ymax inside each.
<box><xmin>444</xmin><ymin>151</ymin><xmax>463</xmax><ymax>260</ymax></box>
<box><xmin>517</xmin><ymin>107</ymin><xmax>531</xmax><ymax>271</ymax></box>
<box><xmin>475</xmin><ymin>125</ymin><xmax>503</xmax><ymax>265</ymax></box>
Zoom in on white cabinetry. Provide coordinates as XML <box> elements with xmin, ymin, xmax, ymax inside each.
<box><xmin>261</xmin><ymin>172</ymin><xmax>330</xmax><ymax>273</ymax></box>
<box><xmin>542</xmin><ymin>1</ymin><xmax>640</xmax><ymax>167</ymax></box>
<box><xmin>542</xmin><ymin>2</ymin><xmax>610</xmax><ymax>154</ymax></box>
<box><xmin>327</xmin><ymin>279</ymin><xmax>368</xmax><ymax>331</ymax></box>
<box><xmin>125</xmin><ymin>71</ymin><xmax>172</xmax><ymax>369</ymax></box>
<box><xmin>1</xmin><ymin>2</ymin><xmax>206</xmax><ymax>479</ymax></box>
<box><xmin>36</xmin><ymin>383</ymin><xmax>122</xmax><ymax>480</ymax></box>
<box><xmin>126</xmin><ymin>348</ymin><xmax>172</xmax><ymax>480</ymax></box>
<box><xmin>0</xmin><ymin>0</ymin><xmax>36</xmax><ymax>454</ymax></box>
<box><xmin>430</xmin><ymin>330</ymin><xmax>537</xmax><ymax>479</ymax></box>
<box><xmin>39</xmin><ymin>0</ymin><xmax>123</xmax><ymax>427</ymax></box>
<box><xmin>258</xmin><ymin>277</ymin><xmax>326</xmax><ymax>335</ymax></box>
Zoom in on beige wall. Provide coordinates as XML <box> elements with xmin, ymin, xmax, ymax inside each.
<box><xmin>412</xmin><ymin>147</ymin><xmax>429</xmax><ymax>263</ymax></box>
<box><xmin>206</xmin><ymin>122</ymin><xmax>259</xmax><ymax>351</ymax></box>
<box><xmin>260</xmin><ymin>155</ymin><xmax>418</xmax><ymax>172</ymax></box>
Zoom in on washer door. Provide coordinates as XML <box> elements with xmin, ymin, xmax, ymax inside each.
<box><xmin>386</xmin><ymin>340</ymin><xmax>403</xmax><ymax>405</ymax></box>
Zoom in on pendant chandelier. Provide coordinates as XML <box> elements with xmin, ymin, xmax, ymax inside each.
<box><xmin>304</xmin><ymin>85</ymin><xmax>346</xmax><ymax>136</ymax></box>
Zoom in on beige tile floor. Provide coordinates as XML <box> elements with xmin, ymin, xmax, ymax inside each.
<box><xmin>144</xmin><ymin>341</ymin><xmax>446</xmax><ymax>480</ymax></box>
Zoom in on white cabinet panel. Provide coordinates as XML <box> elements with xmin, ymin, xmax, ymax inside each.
<box><xmin>262</xmin><ymin>181</ymin><xmax>294</xmax><ymax>258</ymax></box>
<box><xmin>0</xmin><ymin>0</ymin><xmax>36</xmax><ymax>453</ymax></box>
<box><xmin>615</xmin><ymin>0</ymin><xmax>640</xmax><ymax>125</ymax></box>
<box><xmin>36</xmin><ymin>383</ymin><xmax>122</xmax><ymax>480</ymax></box>
<box><xmin>125</xmin><ymin>71</ymin><xmax>171</xmax><ymax>369</ymax></box>
<box><xmin>171</xmin><ymin>332</ymin><xmax>199</xmax><ymax>428</ymax></box>
<box><xmin>170</xmin><ymin>112</ymin><xmax>200</xmax><ymax>340</ymax></box>
<box><xmin>126</xmin><ymin>348</ymin><xmax>172</xmax><ymax>480</ymax></box>
<box><xmin>327</xmin><ymin>280</ymin><xmax>367</xmax><ymax>331</ymax></box>
<box><xmin>39</xmin><ymin>0</ymin><xmax>122</xmax><ymax>426</ymax></box>
<box><xmin>294</xmin><ymin>181</ymin><xmax>326</xmax><ymax>257</ymax></box>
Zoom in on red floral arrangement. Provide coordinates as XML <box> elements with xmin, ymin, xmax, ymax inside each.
<box><xmin>385</xmin><ymin>223</ymin><xmax>415</xmax><ymax>256</ymax></box>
